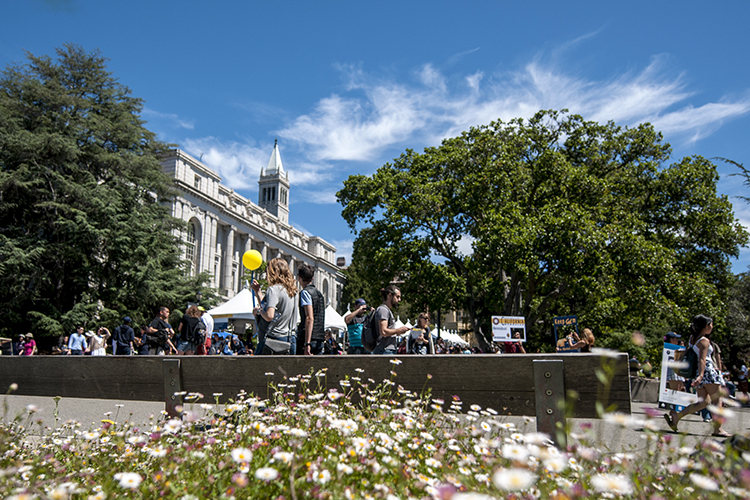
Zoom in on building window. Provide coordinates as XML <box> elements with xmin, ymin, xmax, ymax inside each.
<box><xmin>186</xmin><ymin>222</ymin><xmax>197</xmax><ymax>275</ymax></box>
<box><xmin>194</xmin><ymin>175</ymin><xmax>201</xmax><ymax>190</ymax></box>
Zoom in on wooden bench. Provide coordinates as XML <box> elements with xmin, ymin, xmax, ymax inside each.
<box><xmin>0</xmin><ymin>353</ymin><xmax>630</xmax><ymax>446</ymax></box>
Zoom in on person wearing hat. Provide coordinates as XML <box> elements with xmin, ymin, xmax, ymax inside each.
<box><xmin>113</xmin><ymin>316</ymin><xmax>135</xmax><ymax>355</ymax></box>
<box><xmin>68</xmin><ymin>326</ymin><xmax>87</xmax><ymax>355</ymax></box>
<box><xmin>22</xmin><ymin>333</ymin><xmax>36</xmax><ymax>356</ymax></box>
<box><xmin>13</xmin><ymin>334</ymin><xmax>25</xmax><ymax>356</ymax></box>
<box><xmin>664</xmin><ymin>332</ymin><xmax>686</xmax><ymax>391</ymax></box>
<box><xmin>344</xmin><ymin>298</ymin><xmax>372</xmax><ymax>355</ymax></box>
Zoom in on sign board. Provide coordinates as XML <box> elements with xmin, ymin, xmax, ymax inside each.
<box><xmin>492</xmin><ymin>316</ymin><xmax>526</xmax><ymax>342</ymax></box>
<box><xmin>553</xmin><ymin>315</ymin><xmax>580</xmax><ymax>352</ymax></box>
<box><xmin>658</xmin><ymin>342</ymin><xmax>699</xmax><ymax>408</ymax></box>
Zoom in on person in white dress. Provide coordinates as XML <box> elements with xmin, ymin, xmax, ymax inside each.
<box><xmin>664</xmin><ymin>315</ymin><xmax>730</xmax><ymax>437</ymax></box>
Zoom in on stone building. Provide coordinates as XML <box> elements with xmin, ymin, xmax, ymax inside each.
<box><xmin>161</xmin><ymin>142</ymin><xmax>344</xmax><ymax>309</ymax></box>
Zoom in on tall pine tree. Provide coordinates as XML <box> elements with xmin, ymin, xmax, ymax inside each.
<box><xmin>0</xmin><ymin>44</ymin><xmax>211</xmax><ymax>338</ymax></box>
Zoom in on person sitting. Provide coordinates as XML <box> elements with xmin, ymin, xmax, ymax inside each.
<box><xmin>230</xmin><ymin>335</ymin><xmax>247</xmax><ymax>355</ymax></box>
<box><xmin>208</xmin><ymin>333</ymin><xmax>225</xmax><ymax>355</ymax></box>
<box><xmin>323</xmin><ymin>329</ymin><xmax>343</xmax><ymax>355</ymax></box>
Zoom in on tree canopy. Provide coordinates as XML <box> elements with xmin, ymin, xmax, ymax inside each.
<box><xmin>337</xmin><ymin>110</ymin><xmax>748</xmax><ymax>349</ymax></box>
<box><xmin>0</xmin><ymin>44</ymin><xmax>213</xmax><ymax>337</ymax></box>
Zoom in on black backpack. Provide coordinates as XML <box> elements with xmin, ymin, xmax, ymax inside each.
<box><xmin>361</xmin><ymin>310</ymin><xmax>380</xmax><ymax>352</ymax></box>
<box><xmin>188</xmin><ymin>319</ymin><xmax>207</xmax><ymax>345</ymax></box>
<box><xmin>678</xmin><ymin>345</ymin><xmax>699</xmax><ymax>379</ymax></box>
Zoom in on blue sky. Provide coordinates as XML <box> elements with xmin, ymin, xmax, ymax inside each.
<box><xmin>4</xmin><ymin>1</ymin><xmax>750</xmax><ymax>271</ymax></box>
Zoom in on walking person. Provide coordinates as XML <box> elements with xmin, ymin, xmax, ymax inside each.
<box><xmin>372</xmin><ymin>285</ymin><xmax>410</xmax><ymax>355</ymax></box>
<box><xmin>176</xmin><ymin>305</ymin><xmax>203</xmax><ymax>355</ymax></box>
<box><xmin>112</xmin><ymin>316</ymin><xmax>135</xmax><ymax>355</ymax></box>
<box><xmin>251</xmin><ymin>257</ymin><xmax>299</xmax><ymax>355</ymax></box>
<box><xmin>664</xmin><ymin>314</ymin><xmax>731</xmax><ymax>437</ymax></box>
<box><xmin>296</xmin><ymin>263</ymin><xmax>324</xmax><ymax>355</ymax></box>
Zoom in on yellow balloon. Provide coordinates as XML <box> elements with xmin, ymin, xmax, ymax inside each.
<box><xmin>242</xmin><ymin>250</ymin><xmax>263</xmax><ymax>271</ymax></box>
<box><xmin>242</xmin><ymin>250</ymin><xmax>263</xmax><ymax>270</ymax></box>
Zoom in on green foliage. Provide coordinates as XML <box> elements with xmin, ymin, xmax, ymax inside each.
<box><xmin>725</xmin><ymin>272</ymin><xmax>750</xmax><ymax>367</ymax></box>
<box><xmin>338</xmin><ymin>110</ymin><xmax>748</xmax><ymax>350</ymax></box>
<box><xmin>0</xmin><ymin>44</ymin><xmax>214</xmax><ymax>337</ymax></box>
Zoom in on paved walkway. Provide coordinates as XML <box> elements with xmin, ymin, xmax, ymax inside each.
<box><xmin>3</xmin><ymin>395</ymin><xmax>749</xmax><ymax>451</ymax></box>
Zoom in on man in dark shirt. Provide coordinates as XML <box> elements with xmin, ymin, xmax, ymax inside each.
<box><xmin>297</xmin><ymin>264</ymin><xmax>326</xmax><ymax>355</ymax></box>
<box><xmin>113</xmin><ymin>316</ymin><xmax>135</xmax><ymax>355</ymax></box>
<box><xmin>148</xmin><ymin>307</ymin><xmax>176</xmax><ymax>355</ymax></box>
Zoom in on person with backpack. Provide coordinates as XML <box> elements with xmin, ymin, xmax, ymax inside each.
<box><xmin>147</xmin><ymin>306</ymin><xmax>176</xmax><ymax>355</ymax></box>
<box><xmin>112</xmin><ymin>316</ymin><xmax>135</xmax><ymax>355</ymax></box>
<box><xmin>664</xmin><ymin>314</ymin><xmax>730</xmax><ymax>437</ymax></box>
<box><xmin>371</xmin><ymin>285</ymin><xmax>411</xmax><ymax>355</ymax></box>
<box><xmin>344</xmin><ymin>298</ymin><xmax>371</xmax><ymax>355</ymax></box>
<box><xmin>296</xmin><ymin>263</ymin><xmax>324</xmax><ymax>355</ymax></box>
<box><xmin>177</xmin><ymin>305</ymin><xmax>204</xmax><ymax>355</ymax></box>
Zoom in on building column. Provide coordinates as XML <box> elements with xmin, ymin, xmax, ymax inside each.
<box><xmin>286</xmin><ymin>255</ymin><xmax>294</xmax><ymax>277</ymax></box>
<box><xmin>207</xmin><ymin>217</ymin><xmax>218</xmax><ymax>288</ymax></box>
<box><xmin>224</xmin><ymin>226</ymin><xmax>235</xmax><ymax>295</ymax></box>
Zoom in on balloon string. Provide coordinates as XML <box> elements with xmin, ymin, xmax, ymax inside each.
<box><xmin>251</xmin><ymin>270</ymin><xmax>256</xmax><ymax>308</ymax></box>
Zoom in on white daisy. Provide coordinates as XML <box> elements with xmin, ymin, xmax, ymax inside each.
<box><xmin>492</xmin><ymin>468</ymin><xmax>537</xmax><ymax>491</ymax></box>
<box><xmin>114</xmin><ymin>472</ymin><xmax>142</xmax><ymax>489</ymax></box>
<box><xmin>689</xmin><ymin>473</ymin><xmax>719</xmax><ymax>491</ymax></box>
<box><xmin>231</xmin><ymin>447</ymin><xmax>253</xmax><ymax>463</ymax></box>
<box><xmin>590</xmin><ymin>473</ymin><xmax>633</xmax><ymax>495</ymax></box>
<box><xmin>255</xmin><ymin>467</ymin><xmax>279</xmax><ymax>481</ymax></box>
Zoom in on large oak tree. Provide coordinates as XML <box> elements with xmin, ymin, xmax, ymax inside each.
<box><xmin>338</xmin><ymin>110</ymin><xmax>747</xmax><ymax>350</ymax></box>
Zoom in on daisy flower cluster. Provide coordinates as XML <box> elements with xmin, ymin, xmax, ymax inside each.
<box><xmin>0</xmin><ymin>364</ymin><xmax>749</xmax><ymax>499</ymax></box>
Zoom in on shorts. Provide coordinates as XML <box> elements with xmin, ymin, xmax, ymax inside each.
<box><xmin>177</xmin><ymin>340</ymin><xmax>198</xmax><ymax>352</ymax></box>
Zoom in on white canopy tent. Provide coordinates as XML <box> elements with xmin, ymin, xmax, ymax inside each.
<box><xmin>207</xmin><ymin>288</ymin><xmax>257</xmax><ymax>320</ymax></box>
<box><xmin>434</xmin><ymin>328</ymin><xmax>470</xmax><ymax>346</ymax></box>
<box><xmin>325</xmin><ymin>304</ymin><xmax>348</xmax><ymax>332</ymax></box>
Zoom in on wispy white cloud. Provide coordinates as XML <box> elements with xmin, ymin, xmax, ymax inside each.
<box><xmin>142</xmin><ymin>108</ymin><xmax>195</xmax><ymax>130</ymax></box>
<box><xmin>276</xmin><ymin>55</ymin><xmax>750</xmax><ymax>163</ymax></box>
<box><xmin>181</xmin><ymin>137</ymin><xmax>269</xmax><ymax>191</ymax></box>
<box><xmin>296</xmin><ymin>188</ymin><xmax>339</xmax><ymax>205</ymax></box>
<box><xmin>177</xmin><ymin>49</ymin><xmax>750</xmax><ymax>208</ymax></box>
<box><xmin>446</xmin><ymin>47</ymin><xmax>481</xmax><ymax>66</ymax></box>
